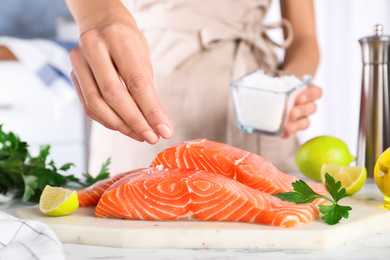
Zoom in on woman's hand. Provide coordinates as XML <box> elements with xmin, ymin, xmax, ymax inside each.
<box><xmin>66</xmin><ymin>0</ymin><xmax>174</xmax><ymax>144</ymax></box>
<box><xmin>282</xmin><ymin>84</ymin><xmax>322</xmax><ymax>138</ymax></box>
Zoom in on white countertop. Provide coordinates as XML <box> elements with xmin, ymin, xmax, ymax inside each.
<box><xmin>2</xmin><ymin>178</ymin><xmax>390</xmax><ymax>260</ymax></box>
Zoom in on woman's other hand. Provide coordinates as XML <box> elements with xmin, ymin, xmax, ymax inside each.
<box><xmin>66</xmin><ymin>0</ymin><xmax>174</xmax><ymax>144</ymax></box>
<box><xmin>282</xmin><ymin>84</ymin><xmax>322</xmax><ymax>138</ymax></box>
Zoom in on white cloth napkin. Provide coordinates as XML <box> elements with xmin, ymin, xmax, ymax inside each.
<box><xmin>0</xmin><ymin>211</ymin><xmax>65</xmax><ymax>260</ymax></box>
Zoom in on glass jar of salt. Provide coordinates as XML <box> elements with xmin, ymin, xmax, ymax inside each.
<box><xmin>230</xmin><ymin>69</ymin><xmax>312</xmax><ymax>136</ymax></box>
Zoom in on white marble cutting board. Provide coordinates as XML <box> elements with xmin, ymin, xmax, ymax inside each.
<box><xmin>16</xmin><ymin>197</ymin><xmax>390</xmax><ymax>250</ymax></box>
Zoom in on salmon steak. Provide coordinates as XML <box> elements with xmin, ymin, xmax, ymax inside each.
<box><xmin>152</xmin><ymin>139</ymin><xmax>326</xmax><ymax>206</ymax></box>
<box><xmin>77</xmin><ymin>168</ymin><xmax>145</xmax><ymax>206</ymax></box>
<box><xmin>79</xmin><ymin>139</ymin><xmax>327</xmax><ymax>227</ymax></box>
<box><xmin>95</xmin><ymin>167</ymin><xmax>320</xmax><ymax>228</ymax></box>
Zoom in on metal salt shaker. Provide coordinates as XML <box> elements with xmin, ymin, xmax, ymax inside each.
<box><xmin>357</xmin><ymin>24</ymin><xmax>390</xmax><ymax>177</ymax></box>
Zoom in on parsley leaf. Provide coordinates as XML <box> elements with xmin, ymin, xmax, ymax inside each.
<box><xmin>324</xmin><ymin>172</ymin><xmax>349</xmax><ymax>203</ymax></box>
<box><xmin>274</xmin><ymin>180</ymin><xmax>329</xmax><ymax>204</ymax></box>
<box><xmin>82</xmin><ymin>157</ymin><xmax>111</xmax><ymax>186</ymax></box>
<box><xmin>0</xmin><ymin>125</ymin><xmax>111</xmax><ymax>203</ymax></box>
<box><xmin>319</xmin><ymin>204</ymin><xmax>352</xmax><ymax>225</ymax></box>
<box><xmin>21</xmin><ymin>175</ymin><xmax>38</xmax><ymax>202</ymax></box>
<box><xmin>272</xmin><ymin>173</ymin><xmax>352</xmax><ymax>225</ymax></box>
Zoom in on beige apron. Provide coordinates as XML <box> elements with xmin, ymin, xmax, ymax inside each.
<box><xmin>88</xmin><ymin>0</ymin><xmax>300</xmax><ymax>175</ymax></box>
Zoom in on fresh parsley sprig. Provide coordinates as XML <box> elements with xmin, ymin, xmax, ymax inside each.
<box><xmin>272</xmin><ymin>173</ymin><xmax>352</xmax><ymax>225</ymax></box>
<box><xmin>0</xmin><ymin>125</ymin><xmax>110</xmax><ymax>203</ymax></box>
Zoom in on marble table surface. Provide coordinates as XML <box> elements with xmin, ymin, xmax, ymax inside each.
<box><xmin>1</xmin><ymin>178</ymin><xmax>390</xmax><ymax>260</ymax></box>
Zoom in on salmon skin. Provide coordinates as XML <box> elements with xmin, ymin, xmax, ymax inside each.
<box><xmin>95</xmin><ymin>167</ymin><xmax>320</xmax><ymax>228</ymax></box>
<box><xmin>152</xmin><ymin>139</ymin><xmax>327</xmax><ymax>205</ymax></box>
<box><xmin>77</xmin><ymin>168</ymin><xmax>145</xmax><ymax>206</ymax></box>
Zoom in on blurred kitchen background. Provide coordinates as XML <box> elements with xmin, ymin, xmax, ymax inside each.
<box><xmin>1</xmin><ymin>0</ymin><xmax>390</xmax><ymax>177</ymax></box>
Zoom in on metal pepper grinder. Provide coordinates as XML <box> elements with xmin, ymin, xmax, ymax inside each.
<box><xmin>357</xmin><ymin>24</ymin><xmax>390</xmax><ymax>177</ymax></box>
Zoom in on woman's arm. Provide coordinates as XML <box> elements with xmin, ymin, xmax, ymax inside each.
<box><xmin>280</xmin><ymin>0</ymin><xmax>320</xmax><ymax>75</ymax></box>
<box><xmin>279</xmin><ymin>0</ymin><xmax>322</xmax><ymax>137</ymax></box>
<box><xmin>65</xmin><ymin>0</ymin><xmax>174</xmax><ymax>144</ymax></box>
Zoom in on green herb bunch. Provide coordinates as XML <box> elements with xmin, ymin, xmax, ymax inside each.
<box><xmin>0</xmin><ymin>125</ymin><xmax>110</xmax><ymax>203</ymax></box>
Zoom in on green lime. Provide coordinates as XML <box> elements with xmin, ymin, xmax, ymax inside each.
<box><xmin>39</xmin><ymin>185</ymin><xmax>79</xmax><ymax>216</ymax></box>
<box><xmin>295</xmin><ymin>136</ymin><xmax>356</xmax><ymax>182</ymax></box>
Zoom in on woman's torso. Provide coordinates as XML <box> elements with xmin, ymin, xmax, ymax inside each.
<box><xmin>88</xmin><ymin>0</ymin><xmax>300</xmax><ymax>175</ymax></box>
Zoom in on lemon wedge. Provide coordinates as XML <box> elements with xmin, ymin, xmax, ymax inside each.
<box><xmin>39</xmin><ymin>185</ymin><xmax>79</xmax><ymax>216</ymax></box>
<box><xmin>320</xmin><ymin>164</ymin><xmax>367</xmax><ymax>195</ymax></box>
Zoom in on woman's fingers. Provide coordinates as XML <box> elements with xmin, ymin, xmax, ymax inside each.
<box><xmin>109</xmin><ymin>25</ymin><xmax>174</xmax><ymax>139</ymax></box>
<box><xmin>282</xmin><ymin>84</ymin><xmax>322</xmax><ymax>138</ymax></box>
<box><xmin>70</xmin><ymin>71</ymin><xmax>113</xmax><ymax>130</ymax></box>
<box><xmin>290</xmin><ymin>84</ymin><xmax>321</xmax><ymax>120</ymax></box>
<box><xmin>78</xmin><ymin>28</ymin><xmax>159</xmax><ymax>144</ymax></box>
<box><xmin>69</xmin><ymin>46</ymin><xmax>145</xmax><ymax>142</ymax></box>
<box><xmin>68</xmin><ymin>23</ymin><xmax>174</xmax><ymax>144</ymax></box>
<box><xmin>295</xmin><ymin>83</ymin><xmax>323</xmax><ymax>105</ymax></box>
<box><xmin>289</xmin><ymin>102</ymin><xmax>317</xmax><ymax>121</ymax></box>
<box><xmin>283</xmin><ymin>118</ymin><xmax>311</xmax><ymax>138</ymax></box>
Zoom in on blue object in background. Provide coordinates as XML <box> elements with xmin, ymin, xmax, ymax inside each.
<box><xmin>0</xmin><ymin>0</ymin><xmax>72</xmax><ymax>38</ymax></box>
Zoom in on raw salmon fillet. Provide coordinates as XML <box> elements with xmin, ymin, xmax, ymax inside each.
<box><xmin>77</xmin><ymin>168</ymin><xmax>145</xmax><ymax>206</ymax></box>
<box><xmin>151</xmin><ymin>139</ymin><xmax>327</xmax><ymax>205</ymax></box>
<box><xmin>95</xmin><ymin>167</ymin><xmax>320</xmax><ymax>228</ymax></box>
